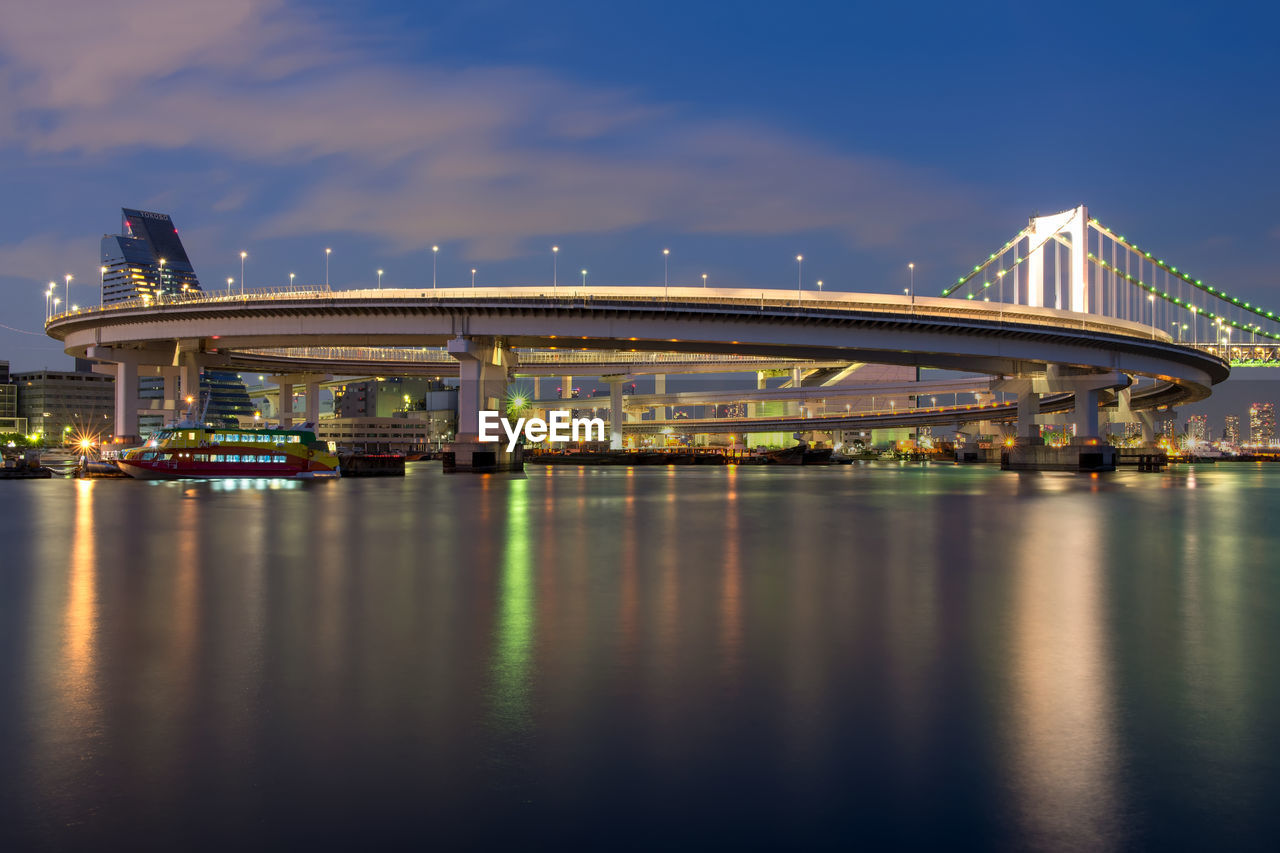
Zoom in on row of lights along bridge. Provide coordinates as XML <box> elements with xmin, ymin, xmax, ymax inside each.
<box><xmin>46</xmin><ymin>248</ymin><xmax>920</xmax><ymax>315</ymax></box>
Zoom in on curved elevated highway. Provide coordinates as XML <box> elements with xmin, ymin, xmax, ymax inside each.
<box><xmin>45</xmin><ymin>285</ymin><xmax>1229</xmax><ymax>443</ymax></box>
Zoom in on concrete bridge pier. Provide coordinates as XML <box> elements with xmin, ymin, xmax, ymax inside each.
<box><xmin>446</xmin><ymin>336</ymin><xmax>519</xmax><ymax>472</ymax></box>
<box><xmin>273</xmin><ymin>378</ymin><xmax>293</xmax><ymax>427</ymax></box>
<box><xmin>107</xmin><ymin>353</ymin><xmax>141</xmax><ymax>443</ymax></box>
<box><xmin>606</xmin><ymin>376</ymin><xmax>627</xmax><ymax>450</ymax></box>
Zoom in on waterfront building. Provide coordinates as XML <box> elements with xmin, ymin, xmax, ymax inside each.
<box><xmin>1223</xmin><ymin>415</ymin><xmax>1240</xmax><ymax>446</ymax></box>
<box><xmin>1250</xmin><ymin>402</ymin><xmax>1276</xmax><ymax>446</ymax></box>
<box><xmin>1186</xmin><ymin>414</ymin><xmax>1207</xmax><ymax>444</ymax></box>
<box><xmin>207</xmin><ymin>371</ymin><xmax>256</xmax><ymax>426</ymax></box>
<box><xmin>317</xmin><ymin>415</ymin><xmax>448</xmax><ymax>453</ymax></box>
<box><xmin>0</xmin><ymin>360</ymin><xmax>24</xmax><ymax>435</ymax></box>
<box><xmin>334</xmin><ymin>377</ymin><xmax>456</xmax><ymax>419</ymax></box>
<box><xmin>101</xmin><ymin>208</ymin><xmax>203</xmax><ymax>304</ymax></box>
<box><xmin>13</xmin><ymin>368</ymin><xmax>114</xmax><ymax>441</ymax></box>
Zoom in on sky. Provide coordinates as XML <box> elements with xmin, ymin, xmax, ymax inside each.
<box><xmin>2</xmin><ymin>0</ymin><xmax>1279</xmax><ymax>375</ymax></box>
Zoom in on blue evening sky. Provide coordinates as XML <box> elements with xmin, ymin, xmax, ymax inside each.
<box><xmin>1</xmin><ymin>0</ymin><xmax>1277</xmax><ymax>370</ymax></box>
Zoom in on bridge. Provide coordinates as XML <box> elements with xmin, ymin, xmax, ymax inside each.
<box><xmin>44</xmin><ymin>205</ymin><xmax>1271</xmax><ymax>465</ymax></box>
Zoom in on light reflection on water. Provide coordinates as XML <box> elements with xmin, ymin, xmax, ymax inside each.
<box><xmin>1</xmin><ymin>464</ymin><xmax>1279</xmax><ymax>849</ymax></box>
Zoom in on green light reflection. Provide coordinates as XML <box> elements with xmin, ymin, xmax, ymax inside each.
<box><xmin>489</xmin><ymin>478</ymin><xmax>535</xmax><ymax>732</ymax></box>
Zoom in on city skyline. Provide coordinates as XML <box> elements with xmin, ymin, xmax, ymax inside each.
<box><xmin>2</xmin><ymin>0</ymin><xmax>1280</xmax><ymax>370</ymax></box>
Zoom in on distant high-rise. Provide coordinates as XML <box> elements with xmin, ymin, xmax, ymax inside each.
<box><xmin>1249</xmin><ymin>402</ymin><xmax>1275</xmax><ymax>446</ymax></box>
<box><xmin>1187</xmin><ymin>414</ymin><xmax>1207</xmax><ymax>444</ymax></box>
<box><xmin>1223</xmin><ymin>415</ymin><xmax>1241</xmax><ymax>446</ymax></box>
<box><xmin>101</xmin><ymin>208</ymin><xmax>202</xmax><ymax>304</ymax></box>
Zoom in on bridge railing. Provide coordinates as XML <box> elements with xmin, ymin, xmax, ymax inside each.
<box><xmin>48</xmin><ymin>284</ymin><xmax>1179</xmax><ymax>346</ymax></box>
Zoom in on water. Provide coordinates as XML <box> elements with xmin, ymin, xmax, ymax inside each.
<box><xmin>2</xmin><ymin>463</ymin><xmax>1278</xmax><ymax>850</ymax></box>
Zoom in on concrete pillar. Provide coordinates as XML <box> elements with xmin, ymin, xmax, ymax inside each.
<box><xmin>305</xmin><ymin>381</ymin><xmax>320</xmax><ymax>425</ymax></box>
<box><xmin>114</xmin><ymin>358</ymin><xmax>139</xmax><ymax>440</ymax></box>
<box><xmin>1017</xmin><ymin>391</ymin><xmax>1040</xmax><ymax>442</ymax></box>
<box><xmin>609</xmin><ymin>379</ymin><xmax>624</xmax><ymax>450</ymax></box>
<box><xmin>1075</xmin><ymin>387</ymin><xmax>1101</xmax><ymax>441</ymax></box>
<box><xmin>449</xmin><ymin>337</ymin><xmax>514</xmax><ymax>440</ymax></box>
<box><xmin>180</xmin><ymin>352</ymin><xmax>201</xmax><ymax>411</ymax></box>
<box><xmin>749</xmin><ymin>370</ymin><xmax>766</xmax><ymax>418</ymax></box>
<box><xmin>162</xmin><ymin>368</ymin><xmax>179</xmax><ymax>408</ymax></box>
<box><xmin>654</xmin><ymin>373</ymin><xmax>668</xmax><ymax>420</ymax></box>
<box><xmin>532</xmin><ymin>376</ymin><xmax>540</xmax><ymax>401</ymax></box>
<box><xmin>561</xmin><ymin>375</ymin><xmax>573</xmax><ymax>400</ymax></box>
<box><xmin>277</xmin><ymin>380</ymin><xmax>293</xmax><ymax>427</ymax></box>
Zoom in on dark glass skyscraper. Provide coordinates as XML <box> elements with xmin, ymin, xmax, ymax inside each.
<box><xmin>101</xmin><ymin>208</ymin><xmax>203</xmax><ymax>304</ymax></box>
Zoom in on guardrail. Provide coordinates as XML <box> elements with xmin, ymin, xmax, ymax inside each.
<box><xmin>47</xmin><ymin>285</ymin><xmax>1179</xmax><ymax>345</ymax></box>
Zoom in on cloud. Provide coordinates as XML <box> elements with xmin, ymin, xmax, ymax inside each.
<box><xmin>0</xmin><ymin>0</ymin><xmax>975</xmax><ymax>261</ymax></box>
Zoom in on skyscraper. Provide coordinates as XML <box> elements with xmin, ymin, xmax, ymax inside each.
<box><xmin>101</xmin><ymin>208</ymin><xmax>203</xmax><ymax>304</ymax></box>
<box><xmin>1187</xmin><ymin>414</ymin><xmax>1207</xmax><ymax>444</ymax></box>
<box><xmin>1249</xmin><ymin>402</ymin><xmax>1275</xmax><ymax>447</ymax></box>
<box><xmin>1223</xmin><ymin>415</ymin><xmax>1240</xmax><ymax>446</ymax></box>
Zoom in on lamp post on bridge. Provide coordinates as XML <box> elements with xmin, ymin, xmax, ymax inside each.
<box><xmin>663</xmin><ymin>248</ymin><xmax>670</xmax><ymax>300</ymax></box>
<box><xmin>471</xmin><ymin>268</ymin><xmax>476</xmax><ymax>288</ymax></box>
<box><xmin>908</xmin><ymin>262</ymin><xmax>914</xmax><ymax>304</ymax></box>
<box><xmin>552</xmin><ymin>245</ymin><xmax>559</xmax><ymax>296</ymax></box>
<box><xmin>796</xmin><ymin>255</ymin><xmax>803</xmax><ymax>302</ymax></box>
<box><xmin>325</xmin><ymin>247</ymin><xmax>331</xmax><ymax>289</ymax></box>
<box><xmin>378</xmin><ymin>269</ymin><xmax>383</xmax><ymax>290</ymax></box>
<box><xmin>240</xmin><ymin>251</ymin><xmax>247</xmax><ymax>293</ymax></box>
<box><xmin>431</xmin><ymin>245</ymin><xmax>438</xmax><ymax>289</ymax></box>
<box><xmin>581</xmin><ymin>269</ymin><xmax>587</xmax><ymax>287</ymax></box>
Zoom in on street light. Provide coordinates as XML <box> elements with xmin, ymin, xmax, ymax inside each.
<box><xmin>227</xmin><ymin>276</ymin><xmax>234</xmax><ymax>292</ymax></box>
<box><xmin>702</xmin><ymin>273</ymin><xmax>707</xmax><ymax>288</ymax></box>
<box><xmin>471</xmin><ymin>268</ymin><xmax>476</xmax><ymax>288</ymax></box>
<box><xmin>817</xmin><ymin>279</ymin><xmax>823</xmax><ymax>293</ymax></box>
<box><xmin>157</xmin><ymin>259</ymin><xmax>165</xmax><ymax>299</ymax></box>
<box><xmin>908</xmin><ymin>262</ymin><xmax>915</xmax><ymax>304</ymax></box>
<box><xmin>552</xmin><ymin>245</ymin><xmax>559</xmax><ymax>295</ymax></box>
<box><xmin>64</xmin><ymin>273</ymin><xmax>72</xmax><ymax>310</ymax></box>
<box><xmin>99</xmin><ymin>266</ymin><xmax>107</xmax><ymax>307</ymax></box>
<box><xmin>432</xmin><ymin>245</ymin><xmax>439</xmax><ymax>288</ymax></box>
<box><xmin>663</xmin><ymin>248</ymin><xmax>670</xmax><ymax>300</ymax></box>
<box><xmin>240</xmin><ymin>251</ymin><xmax>247</xmax><ymax>293</ymax></box>
<box><xmin>325</xmin><ymin>248</ymin><xmax>332</xmax><ymax>288</ymax></box>
<box><xmin>289</xmin><ymin>272</ymin><xmax>296</xmax><ymax>289</ymax></box>
<box><xmin>796</xmin><ymin>255</ymin><xmax>803</xmax><ymax>300</ymax></box>
<box><xmin>581</xmin><ymin>269</ymin><xmax>587</xmax><ymax>287</ymax></box>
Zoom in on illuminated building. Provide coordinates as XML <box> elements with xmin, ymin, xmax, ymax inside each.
<box><xmin>101</xmin><ymin>208</ymin><xmax>203</xmax><ymax>304</ymax></box>
<box><xmin>13</xmin><ymin>368</ymin><xmax>114</xmax><ymax>440</ymax></box>
<box><xmin>1223</xmin><ymin>415</ymin><xmax>1240</xmax><ymax>446</ymax></box>
<box><xmin>1250</xmin><ymin>402</ymin><xmax>1276</xmax><ymax>446</ymax></box>
<box><xmin>1186</xmin><ymin>414</ymin><xmax>1207</xmax><ymax>444</ymax></box>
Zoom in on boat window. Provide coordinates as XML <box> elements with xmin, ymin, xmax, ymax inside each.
<box><xmin>274</xmin><ymin>436</ymin><xmax>285</xmax><ymax>445</ymax></box>
<box><xmin>188</xmin><ymin>432</ymin><xmax>196</xmax><ymax>441</ymax></box>
<box><xmin>289</xmin><ymin>435</ymin><xmax>300</xmax><ymax>443</ymax></box>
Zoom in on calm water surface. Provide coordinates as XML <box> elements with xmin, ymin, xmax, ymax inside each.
<box><xmin>1</xmin><ymin>463</ymin><xmax>1278</xmax><ymax>850</ymax></box>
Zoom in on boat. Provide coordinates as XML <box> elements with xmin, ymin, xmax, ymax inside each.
<box><xmin>118</xmin><ymin>423</ymin><xmax>340</xmax><ymax>480</ymax></box>
<box><xmin>766</xmin><ymin>444</ymin><xmax>834</xmax><ymax>465</ymax></box>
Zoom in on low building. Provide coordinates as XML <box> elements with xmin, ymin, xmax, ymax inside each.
<box><xmin>0</xmin><ymin>360</ymin><xmax>23</xmax><ymax>435</ymax></box>
<box><xmin>14</xmin><ymin>368</ymin><xmax>114</xmax><ymax>442</ymax></box>
<box><xmin>316</xmin><ymin>413</ymin><xmax>453</xmax><ymax>453</ymax></box>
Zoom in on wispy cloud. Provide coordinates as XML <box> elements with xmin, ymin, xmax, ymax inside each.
<box><xmin>0</xmin><ymin>0</ymin><xmax>973</xmax><ymax>261</ymax></box>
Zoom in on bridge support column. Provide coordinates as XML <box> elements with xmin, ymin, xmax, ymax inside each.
<box><xmin>561</xmin><ymin>375</ymin><xmax>573</xmax><ymax>400</ymax></box>
<box><xmin>276</xmin><ymin>380</ymin><xmax>293</xmax><ymax>427</ymax></box>
<box><xmin>180</xmin><ymin>352</ymin><xmax>201</xmax><ymax>412</ymax></box>
<box><xmin>305</xmin><ymin>381</ymin><xmax>321</xmax><ymax>425</ymax></box>
<box><xmin>1017</xmin><ymin>390</ymin><xmax>1040</xmax><ymax>445</ymax></box>
<box><xmin>608</xmin><ymin>378</ymin><xmax>624</xmax><ymax>450</ymax></box>
<box><xmin>447</xmin><ymin>337</ymin><xmax>519</xmax><ymax>472</ymax></box>
<box><xmin>113</xmin><ymin>356</ymin><xmax>139</xmax><ymax>442</ymax></box>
